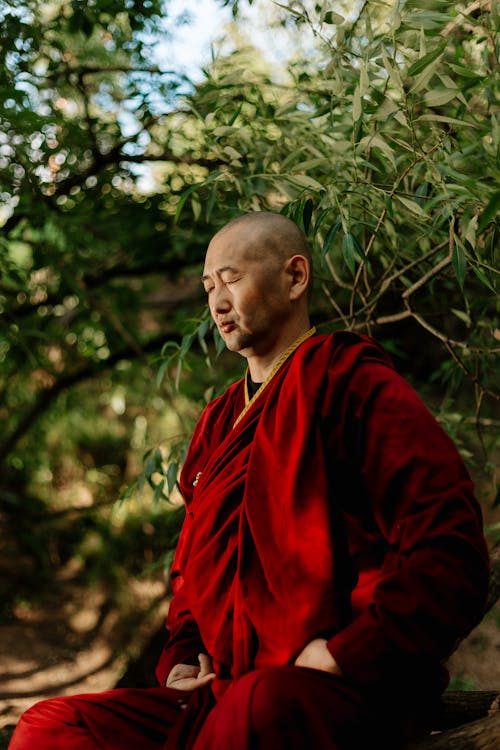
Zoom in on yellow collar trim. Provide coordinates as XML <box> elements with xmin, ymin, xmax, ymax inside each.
<box><xmin>233</xmin><ymin>327</ymin><xmax>316</xmax><ymax>429</ymax></box>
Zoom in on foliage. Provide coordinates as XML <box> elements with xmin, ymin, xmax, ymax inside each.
<box><xmin>169</xmin><ymin>0</ymin><xmax>500</xmax><ymax>495</ymax></box>
<box><xmin>0</xmin><ymin>0</ymin><xmax>499</xmax><ymax>611</ymax></box>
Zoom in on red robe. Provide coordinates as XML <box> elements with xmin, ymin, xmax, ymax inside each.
<box><xmin>10</xmin><ymin>331</ymin><xmax>490</xmax><ymax>750</ymax></box>
<box><xmin>157</xmin><ymin>331</ymin><xmax>489</xmax><ymax>702</ymax></box>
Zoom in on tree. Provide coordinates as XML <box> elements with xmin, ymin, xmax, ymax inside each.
<box><xmin>0</xmin><ymin>2</ymin><xmax>498</xmax><ymax>744</ymax></box>
<box><xmin>2</xmin><ymin>0</ymin><xmax>498</xmax><ymax>489</ymax></box>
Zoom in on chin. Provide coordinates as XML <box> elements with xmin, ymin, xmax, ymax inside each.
<box><xmin>225</xmin><ymin>333</ymin><xmax>255</xmax><ymax>354</ymax></box>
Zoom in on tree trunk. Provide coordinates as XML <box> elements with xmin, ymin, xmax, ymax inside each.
<box><xmin>405</xmin><ymin>711</ymin><xmax>500</xmax><ymax>750</ymax></box>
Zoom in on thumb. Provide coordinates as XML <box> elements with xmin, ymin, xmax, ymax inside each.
<box><xmin>197</xmin><ymin>653</ymin><xmax>215</xmax><ymax>678</ymax></box>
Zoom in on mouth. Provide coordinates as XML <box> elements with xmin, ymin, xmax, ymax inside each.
<box><xmin>219</xmin><ymin>321</ymin><xmax>236</xmax><ymax>335</ymax></box>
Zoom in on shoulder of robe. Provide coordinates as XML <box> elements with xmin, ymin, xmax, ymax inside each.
<box><xmin>188</xmin><ymin>377</ymin><xmax>244</xmax><ymax>448</ymax></box>
<box><xmin>310</xmin><ymin>330</ymin><xmax>395</xmax><ymax>371</ymax></box>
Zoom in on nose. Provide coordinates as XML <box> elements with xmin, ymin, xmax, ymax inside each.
<box><xmin>211</xmin><ymin>283</ymin><xmax>231</xmax><ymax>315</ymax></box>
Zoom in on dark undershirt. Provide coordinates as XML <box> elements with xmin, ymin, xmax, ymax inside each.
<box><xmin>247</xmin><ymin>376</ymin><xmax>262</xmax><ymax>399</ymax></box>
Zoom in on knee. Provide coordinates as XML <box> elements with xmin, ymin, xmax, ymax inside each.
<box><xmin>8</xmin><ymin>697</ymin><xmax>72</xmax><ymax>749</ymax></box>
<box><xmin>233</xmin><ymin>666</ymin><xmax>306</xmax><ymax>732</ymax></box>
<box><xmin>15</xmin><ymin>695</ymin><xmax>79</xmax><ymax>734</ymax></box>
<box><xmin>24</xmin><ymin>695</ymin><xmax>76</xmax><ymax>722</ymax></box>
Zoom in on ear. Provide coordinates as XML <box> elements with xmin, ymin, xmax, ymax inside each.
<box><xmin>286</xmin><ymin>255</ymin><xmax>310</xmax><ymax>301</ymax></box>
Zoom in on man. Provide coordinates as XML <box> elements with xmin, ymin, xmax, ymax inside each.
<box><xmin>10</xmin><ymin>211</ymin><xmax>490</xmax><ymax>749</ymax></box>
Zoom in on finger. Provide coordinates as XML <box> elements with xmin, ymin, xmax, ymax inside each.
<box><xmin>196</xmin><ymin>671</ymin><xmax>215</xmax><ymax>685</ymax></box>
<box><xmin>198</xmin><ymin>653</ymin><xmax>214</xmax><ymax>676</ymax></box>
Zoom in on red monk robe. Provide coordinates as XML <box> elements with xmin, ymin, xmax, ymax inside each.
<box><xmin>10</xmin><ymin>331</ymin><xmax>490</xmax><ymax>750</ymax></box>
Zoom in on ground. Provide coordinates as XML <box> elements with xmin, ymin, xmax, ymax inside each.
<box><xmin>0</xmin><ymin>568</ymin><xmax>168</xmax><ymax>739</ymax></box>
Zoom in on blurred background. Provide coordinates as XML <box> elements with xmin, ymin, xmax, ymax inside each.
<box><xmin>0</xmin><ymin>0</ymin><xmax>498</xmax><ymax>738</ymax></box>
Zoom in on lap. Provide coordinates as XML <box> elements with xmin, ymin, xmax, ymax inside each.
<box><xmin>194</xmin><ymin>665</ymin><xmax>380</xmax><ymax>750</ymax></box>
<box><xmin>9</xmin><ymin>686</ymin><xmax>190</xmax><ymax>750</ymax></box>
<box><xmin>9</xmin><ymin>666</ymin><xmax>414</xmax><ymax>750</ymax></box>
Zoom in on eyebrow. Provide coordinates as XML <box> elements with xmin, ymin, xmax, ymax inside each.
<box><xmin>201</xmin><ymin>265</ymin><xmax>239</xmax><ymax>282</ymax></box>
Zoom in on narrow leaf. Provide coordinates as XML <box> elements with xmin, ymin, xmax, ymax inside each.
<box><xmin>174</xmin><ymin>171</ymin><xmax>223</xmax><ymax>223</ymax></box>
<box><xmin>478</xmin><ymin>191</ymin><xmax>500</xmax><ymax>232</ymax></box>
<box><xmin>451</xmin><ymin>309</ymin><xmax>471</xmax><ymax>327</ymax></box>
<box><xmin>321</xmin><ymin>221</ymin><xmax>341</xmax><ymax>258</ymax></box>
<box><xmin>407</xmin><ymin>45</ymin><xmax>445</xmax><ymax>77</ymax></box>
<box><xmin>351</xmin><ymin>234</ymin><xmax>367</xmax><ymax>262</ymax></box>
<box><xmin>342</xmin><ymin>233</ymin><xmax>356</xmax><ymax>275</ymax></box>
<box><xmin>153</xmin><ymin>479</ymin><xmax>166</xmax><ymax>504</ymax></box>
<box><xmin>452</xmin><ymin>243</ymin><xmax>467</xmax><ymax>290</ymax></box>
<box><xmin>415</xmin><ymin>183</ymin><xmax>429</xmax><ymax>207</ymax></box>
<box><xmin>424</xmin><ymin>88</ymin><xmax>458</xmax><ymax>107</ymax></box>
<box><xmin>472</xmin><ymin>265</ymin><xmax>496</xmax><ymax>293</ymax></box>
<box><xmin>324</xmin><ymin>11</ymin><xmax>344</xmax><ymax>24</ymax></box>
<box><xmin>352</xmin><ymin>84</ymin><xmax>362</xmax><ymax>122</ymax></box>
<box><xmin>314</xmin><ymin>207</ymin><xmax>332</xmax><ymax>235</ymax></box>
<box><xmin>166</xmin><ymin>463</ymin><xmax>178</xmax><ymax>495</ymax></box>
<box><xmin>303</xmin><ymin>198</ymin><xmax>314</xmax><ymax>233</ymax></box>
<box><xmin>396</xmin><ymin>195</ymin><xmax>426</xmax><ymax>215</ymax></box>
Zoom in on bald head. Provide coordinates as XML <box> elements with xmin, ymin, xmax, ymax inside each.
<box><xmin>203</xmin><ymin>212</ymin><xmax>312</xmax><ymax>371</ymax></box>
<box><xmin>212</xmin><ymin>212</ymin><xmax>312</xmax><ymax>270</ymax></box>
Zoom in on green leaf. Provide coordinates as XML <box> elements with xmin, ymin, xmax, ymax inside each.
<box><xmin>424</xmin><ymin>88</ymin><xmax>458</xmax><ymax>107</ymax></box>
<box><xmin>351</xmin><ymin>234</ymin><xmax>367</xmax><ymax>262</ymax></box>
<box><xmin>153</xmin><ymin>479</ymin><xmax>166</xmax><ymax>504</ymax></box>
<box><xmin>174</xmin><ymin>171</ymin><xmax>224</xmax><ymax>223</ymax></box>
<box><xmin>313</xmin><ymin>208</ymin><xmax>332</xmax><ymax>235</ymax></box>
<box><xmin>452</xmin><ymin>243</ymin><xmax>467</xmax><ymax>290</ymax></box>
<box><xmin>198</xmin><ymin>319</ymin><xmax>209</xmax><ymax>341</ymax></box>
<box><xmin>407</xmin><ymin>45</ymin><xmax>445</xmax><ymax>77</ymax></box>
<box><xmin>273</xmin><ymin>2</ymin><xmax>304</xmax><ymax>19</ymax></box>
<box><xmin>156</xmin><ymin>359</ymin><xmax>169</xmax><ymax>387</ymax></box>
<box><xmin>166</xmin><ymin>462</ymin><xmax>178</xmax><ymax>495</ymax></box>
<box><xmin>396</xmin><ymin>195</ymin><xmax>426</xmax><ymax>216</ymax></box>
<box><xmin>352</xmin><ymin>85</ymin><xmax>362</xmax><ymax>122</ymax></box>
<box><xmin>342</xmin><ymin>233</ymin><xmax>356</xmax><ymax>275</ymax></box>
<box><xmin>415</xmin><ymin>183</ymin><xmax>429</xmax><ymax>207</ymax></box>
<box><xmin>472</xmin><ymin>265</ymin><xmax>496</xmax><ymax>293</ymax></box>
<box><xmin>324</xmin><ymin>11</ymin><xmax>344</xmax><ymax>25</ymax></box>
<box><xmin>416</xmin><ymin>115</ymin><xmax>477</xmax><ymax>128</ymax></box>
<box><xmin>478</xmin><ymin>191</ymin><xmax>500</xmax><ymax>232</ymax></box>
<box><xmin>214</xmin><ymin>328</ymin><xmax>226</xmax><ymax>356</ymax></box>
<box><xmin>321</xmin><ymin>221</ymin><xmax>341</xmax><ymax>258</ymax></box>
<box><xmin>303</xmin><ymin>198</ymin><xmax>314</xmax><ymax>233</ymax></box>
<box><xmin>284</xmin><ymin>174</ymin><xmax>325</xmax><ymax>192</ymax></box>
<box><xmin>451</xmin><ymin>309</ymin><xmax>471</xmax><ymax>327</ymax></box>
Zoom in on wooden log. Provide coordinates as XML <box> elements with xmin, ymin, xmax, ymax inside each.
<box><xmin>404</xmin><ymin>711</ymin><xmax>500</xmax><ymax>750</ymax></box>
<box><xmin>436</xmin><ymin>690</ymin><xmax>500</xmax><ymax>730</ymax></box>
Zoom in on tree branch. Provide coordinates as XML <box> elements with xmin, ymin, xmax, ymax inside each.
<box><xmin>0</xmin><ymin>333</ymin><xmax>179</xmax><ymax>468</ymax></box>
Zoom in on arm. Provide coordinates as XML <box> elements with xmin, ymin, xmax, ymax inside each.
<box><xmin>155</xmin><ymin>508</ymin><xmax>210</xmax><ymax>687</ymax></box>
<box><xmin>156</xmin><ymin>407</ymin><xmax>218</xmax><ymax>689</ymax></box>
<box><xmin>325</xmin><ymin>362</ymin><xmax>489</xmax><ymax>688</ymax></box>
<box><xmin>155</xmin><ymin>583</ymin><xmax>208</xmax><ymax>687</ymax></box>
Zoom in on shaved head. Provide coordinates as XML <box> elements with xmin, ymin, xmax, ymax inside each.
<box><xmin>203</xmin><ymin>211</ymin><xmax>312</xmax><ymax>375</ymax></box>
<box><xmin>211</xmin><ymin>211</ymin><xmax>312</xmax><ymax>270</ymax></box>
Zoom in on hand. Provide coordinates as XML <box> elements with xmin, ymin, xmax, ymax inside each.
<box><xmin>294</xmin><ymin>638</ymin><xmax>343</xmax><ymax>677</ymax></box>
<box><xmin>166</xmin><ymin>653</ymin><xmax>216</xmax><ymax>691</ymax></box>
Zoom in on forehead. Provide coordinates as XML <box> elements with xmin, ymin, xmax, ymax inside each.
<box><xmin>203</xmin><ymin>224</ymin><xmax>258</xmax><ymax>273</ymax></box>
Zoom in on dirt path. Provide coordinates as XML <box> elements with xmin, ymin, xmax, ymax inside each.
<box><xmin>0</xmin><ymin>570</ymin><xmax>168</xmax><ymax>737</ymax></box>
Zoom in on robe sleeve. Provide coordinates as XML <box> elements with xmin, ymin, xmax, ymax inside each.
<box><xmin>155</xmin><ymin>408</ymin><xmax>215</xmax><ymax>687</ymax></box>
<box><xmin>155</xmin><ymin>579</ymin><xmax>206</xmax><ymax>687</ymax></box>
<box><xmin>154</xmin><ymin>512</ymin><xmax>208</xmax><ymax>686</ymax></box>
<box><xmin>326</xmin><ymin>361</ymin><xmax>490</xmax><ymax>689</ymax></box>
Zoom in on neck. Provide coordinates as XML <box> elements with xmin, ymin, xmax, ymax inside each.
<box><xmin>246</xmin><ymin>319</ymin><xmax>312</xmax><ymax>382</ymax></box>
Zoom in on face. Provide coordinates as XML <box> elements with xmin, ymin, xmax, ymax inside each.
<box><xmin>202</xmin><ymin>224</ymin><xmax>292</xmax><ymax>358</ymax></box>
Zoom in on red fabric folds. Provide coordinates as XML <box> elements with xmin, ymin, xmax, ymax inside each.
<box><xmin>157</xmin><ymin>331</ymin><xmax>489</xmax><ymax>702</ymax></box>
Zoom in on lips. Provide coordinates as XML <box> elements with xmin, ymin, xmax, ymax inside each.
<box><xmin>219</xmin><ymin>321</ymin><xmax>236</xmax><ymax>334</ymax></box>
